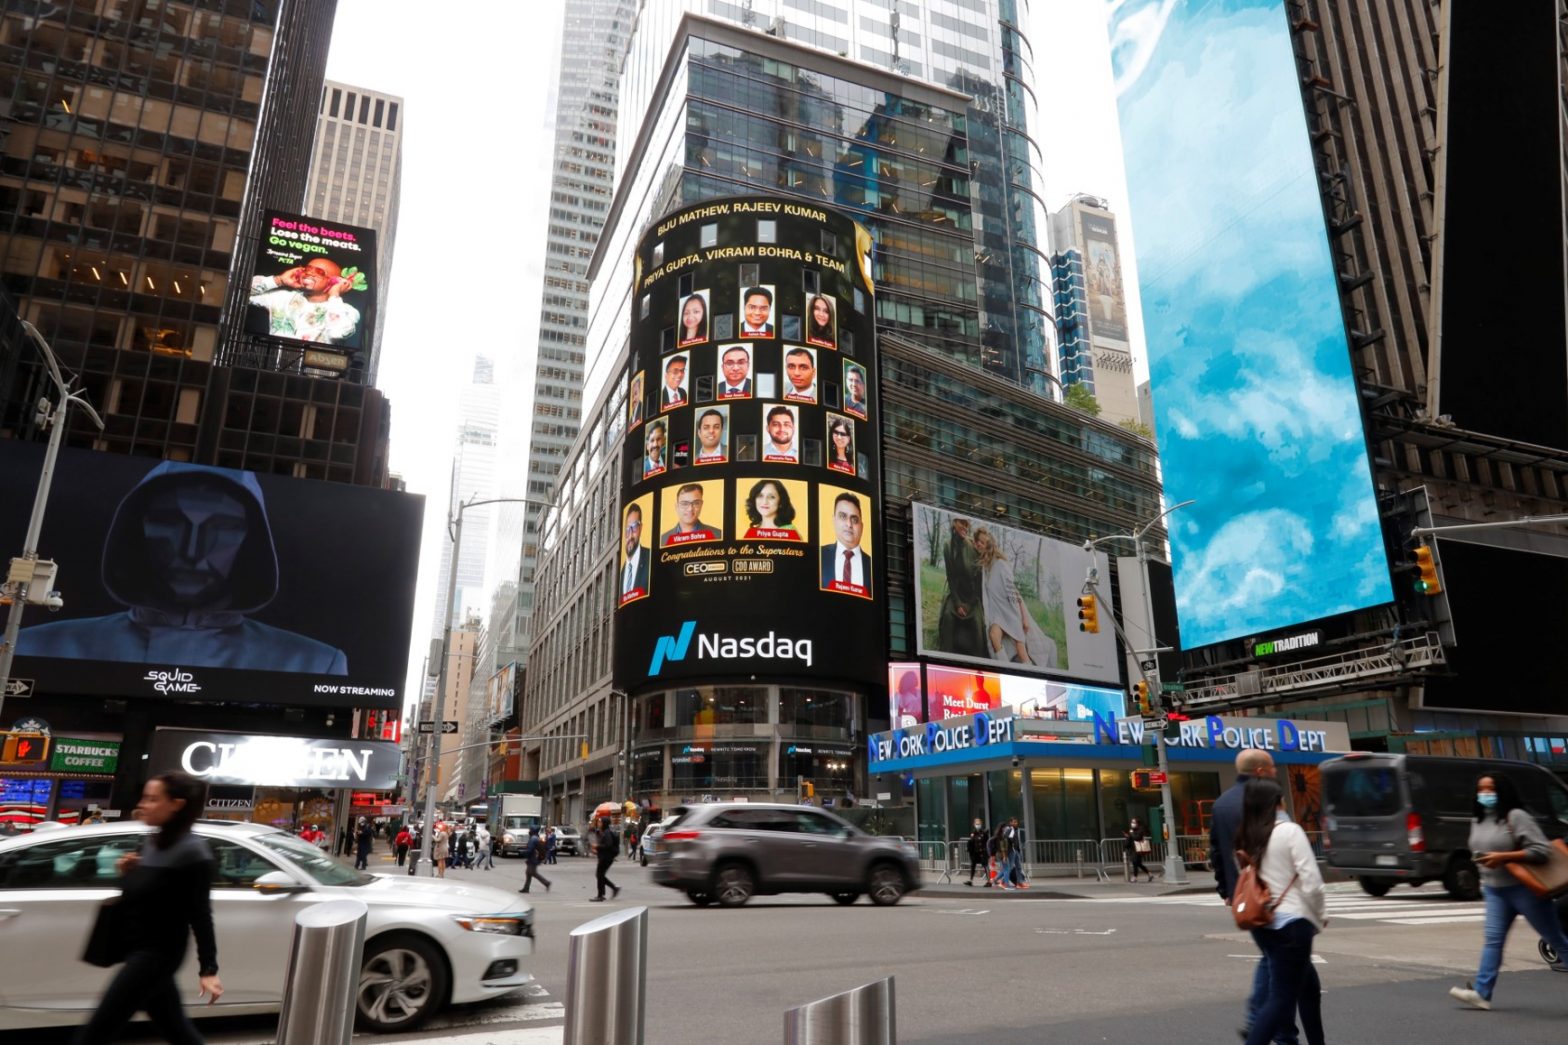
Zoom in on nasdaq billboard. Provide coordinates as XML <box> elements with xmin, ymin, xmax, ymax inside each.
<box><xmin>612</xmin><ymin>197</ymin><xmax>881</xmax><ymax>689</ymax></box>
<box><xmin>1109</xmin><ymin>0</ymin><xmax>1393</xmax><ymax>648</ymax></box>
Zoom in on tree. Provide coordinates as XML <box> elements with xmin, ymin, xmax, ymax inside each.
<box><xmin>1063</xmin><ymin>383</ymin><xmax>1102</xmax><ymax>417</ymax></box>
<box><xmin>1117</xmin><ymin>417</ymin><xmax>1154</xmax><ymax>440</ymax></box>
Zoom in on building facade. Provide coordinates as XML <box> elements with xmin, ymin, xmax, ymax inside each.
<box><xmin>518</xmin><ymin>13</ymin><xmax>1163</xmax><ymax>824</ymax></box>
<box><xmin>1048</xmin><ymin>194</ymin><xmax>1139</xmax><ymax>426</ymax></box>
<box><xmin>303</xmin><ymin>79</ymin><xmax>403</xmax><ymax>384</ymax></box>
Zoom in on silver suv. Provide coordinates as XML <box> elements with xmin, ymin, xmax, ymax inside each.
<box><xmin>647</xmin><ymin>802</ymin><xmax>921</xmax><ymax>907</ymax></box>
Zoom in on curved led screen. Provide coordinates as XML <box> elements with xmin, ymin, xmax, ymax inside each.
<box><xmin>1109</xmin><ymin>1</ymin><xmax>1393</xmax><ymax>648</ymax></box>
<box><xmin>612</xmin><ymin>197</ymin><xmax>881</xmax><ymax>689</ymax></box>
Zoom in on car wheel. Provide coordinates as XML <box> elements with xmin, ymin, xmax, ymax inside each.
<box><xmin>1443</xmin><ymin>858</ymin><xmax>1481</xmax><ymax>901</ymax></box>
<box><xmin>867</xmin><ymin>863</ymin><xmax>907</xmax><ymax>906</ymax></box>
<box><xmin>687</xmin><ymin>890</ymin><xmax>712</xmax><ymax>906</ymax></box>
<box><xmin>831</xmin><ymin>891</ymin><xmax>860</xmax><ymax>905</ymax></box>
<box><xmin>357</xmin><ymin>933</ymin><xmax>448</xmax><ymax>1033</ymax></box>
<box><xmin>1357</xmin><ymin>877</ymin><xmax>1393</xmax><ymax>898</ymax></box>
<box><xmin>713</xmin><ymin>863</ymin><xmax>755</xmax><ymax>907</ymax></box>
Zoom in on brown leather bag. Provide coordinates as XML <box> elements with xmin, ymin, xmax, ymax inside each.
<box><xmin>1232</xmin><ymin>849</ymin><xmax>1297</xmax><ymax>930</ymax></box>
<box><xmin>1505</xmin><ymin>838</ymin><xmax>1568</xmax><ymax>899</ymax></box>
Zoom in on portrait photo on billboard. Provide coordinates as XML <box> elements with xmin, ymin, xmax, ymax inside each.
<box><xmin>887</xmin><ymin>663</ymin><xmax>924</xmax><ymax>728</ymax></box>
<box><xmin>782</xmin><ymin>346</ymin><xmax>818</xmax><ymax>404</ymax></box>
<box><xmin>911</xmin><ymin>504</ymin><xmax>1119</xmax><ymax>685</ymax></box>
<box><xmin>760</xmin><ymin>403</ymin><xmax>800</xmax><ymax>463</ymax></box>
<box><xmin>805</xmin><ymin>293</ymin><xmax>837</xmax><ymax>350</ymax></box>
<box><xmin>619</xmin><ymin>494</ymin><xmax>655</xmax><ymax>607</ymax></box>
<box><xmin>737</xmin><ymin>477</ymin><xmax>808</xmax><ymax>542</ymax></box>
<box><xmin>842</xmin><ymin>360</ymin><xmax>868</xmax><ymax>420</ymax></box>
<box><xmin>677</xmin><ymin>290</ymin><xmax>710</xmax><ymax>348</ymax></box>
<box><xmin>660</xmin><ymin>480</ymin><xmax>725</xmax><ymax>547</ymax></box>
<box><xmin>1</xmin><ymin>443</ymin><xmax>421</xmax><ymax>707</ymax></box>
<box><xmin>820</xmin><ymin>485</ymin><xmax>873</xmax><ymax>599</ymax></box>
<box><xmin>659</xmin><ymin>353</ymin><xmax>690</xmax><ymax>412</ymax></box>
<box><xmin>693</xmin><ymin>406</ymin><xmax>730</xmax><ymax>466</ymax></box>
<box><xmin>739</xmin><ymin>283</ymin><xmax>776</xmax><ymax>338</ymax></box>
<box><xmin>628</xmin><ymin>370</ymin><xmax>645</xmax><ymax>431</ymax></box>
<box><xmin>641</xmin><ymin>417</ymin><xmax>669</xmax><ymax>480</ymax></box>
<box><xmin>1081</xmin><ymin>214</ymin><xmax>1128</xmax><ymax>343</ymax></box>
<box><xmin>716</xmin><ymin>344</ymin><xmax>754</xmax><ymax>399</ymax></box>
<box><xmin>245</xmin><ymin>211</ymin><xmax>376</xmax><ymax>351</ymax></box>
<box><xmin>825</xmin><ymin>414</ymin><xmax>856</xmax><ymax>476</ymax></box>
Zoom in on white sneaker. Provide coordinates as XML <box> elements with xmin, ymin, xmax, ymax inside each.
<box><xmin>1448</xmin><ymin>985</ymin><xmax>1490</xmax><ymax>1010</ymax></box>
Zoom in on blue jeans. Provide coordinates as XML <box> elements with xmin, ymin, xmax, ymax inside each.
<box><xmin>1475</xmin><ymin>882</ymin><xmax>1568</xmax><ymax>1000</ymax></box>
<box><xmin>1246</xmin><ymin>952</ymin><xmax>1300</xmax><ymax>1045</ymax></box>
<box><xmin>1245</xmin><ymin>919</ymin><xmax>1322</xmax><ymax>1045</ymax></box>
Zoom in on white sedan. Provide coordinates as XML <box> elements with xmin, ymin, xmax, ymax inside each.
<box><xmin>0</xmin><ymin>821</ymin><xmax>534</xmax><ymax>1033</ymax></box>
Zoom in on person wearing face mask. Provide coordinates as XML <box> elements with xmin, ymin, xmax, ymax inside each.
<box><xmin>1449</xmin><ymin>774</ymin><xmax>1568</xmax><ymax>1010</ymax></box>
<box><xmin>19</xmin><ymin>462</ymin><xmax>347</xmax><ymax>674</ymax></box>
<box><xmin>1124</xmin><ymin>817</ymin><xmax>1154</xmax><ymax>882</ymax></box>
<box><xmin>965</xmin><ymin>819</ymin><xmax>990</xmax><ymax>886</ymax></box>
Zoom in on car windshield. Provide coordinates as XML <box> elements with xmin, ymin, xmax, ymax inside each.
<box><xmin>1325</xmin><ymin>765</ymin><xmax>1403</xmax><ymax>817</ymax></box>
<box><xmin>252</xmin><ymin>833</ymin><xmax>374</xmax><ymax>886</ymax></box>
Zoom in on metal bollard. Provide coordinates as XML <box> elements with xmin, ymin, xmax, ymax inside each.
<box><xmin>276</xmin><ymin>899</ymin><xmax>368</xmax><ymax>1045</ymax></box>
<box><xmin>784</xmin><ymin>976</ymin><xmax>896</xmax><ymax>1045</ymax></box>
<box><xmin>563</xmin><ymin>905</ymin><xmax>648</xmax><ymax>1045</ymax></box>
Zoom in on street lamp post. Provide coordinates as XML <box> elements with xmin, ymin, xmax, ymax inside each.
<box><xmin>1085</xmin><ymin>499</ymin><xmax>1195</xmax><ymax>885</ymax></box>
<box><xmin>420</xmin><ymin>493</ymin><xmax>553</xmax><ymax>877</ymax></box>
<box><xmin>0</xmin><ymin>323</ymin><xmax>104</xmax><ymax>726</ymax></box>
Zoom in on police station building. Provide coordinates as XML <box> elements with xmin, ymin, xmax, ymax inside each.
<box><xmin>868</xmin><ymin>710</ymin><xmax>1351</xmax><ymax>866</ymax></box>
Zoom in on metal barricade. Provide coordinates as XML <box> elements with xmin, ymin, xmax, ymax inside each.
<box><xmin>784</xmin><ymin>975</ymin><xmax>896</xmax><ymax>1045</ymax></box>
<box><xmin>1023</xmin><ymin>839</ymin><xmax>1110</xmax><ymax>881</ymax></box>
<box><xmin>564</xmin><ymin>904</ymin><xmax>648</xmax><ymax>1045</ymax></box>
<box><xmin>276</xmin><ymin>898</ymin><xmax>367</xmax><ymax>1045</ymax></box>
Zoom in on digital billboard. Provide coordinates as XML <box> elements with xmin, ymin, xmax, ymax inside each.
<box><xmin>911</xmin><ymin>503</ymin><xmax>1119</xmax><ymax>685</ymax></box>
<box><xmin>1079</xmin><ymin>212</ymin><xmax>1128</xmax><ymax>343</ymax></box>
<box><xmin>244</xmin><ymin>210</ymin><xmax>378</xmax><ymax>354</ymax></box>
<box><xmin>1109</xmin><ymin>0</ymin><xmax>1393</xmax><ymax>648</ymax></box>
<box><xmin>1</xmin><ymin>442</ymin><xmax>422</xmax><ymax>709</ymax></box>
<box><xmin>612</xmin><ymin>197</ymin><xmax>881</xmax><ymax>689</ymax></box>
<box><xmin>887</xmin><ymin>662</ymin><xmax>1126</xmax><ymax>726</ymax></box>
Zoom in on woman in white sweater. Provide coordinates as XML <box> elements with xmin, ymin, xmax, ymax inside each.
<box><xmin>1236</xmin><ymin>776</ymin><xmax>1327</xmax><ymax>1045</ymax></box>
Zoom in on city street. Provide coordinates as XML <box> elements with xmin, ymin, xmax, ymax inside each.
<box><xmin>18</xmin><ymin>850</ymin><xmax>1563</xmax><ymax>1045</ymax></box>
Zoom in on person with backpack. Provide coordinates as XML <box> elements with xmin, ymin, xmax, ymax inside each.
<box><xmin>517</xmin><ymin>827</ymin><xmax>552</xmax><ymax>893</ymax></box>
<box><xmin>1235</xmin><ymin>776</ymin><xmax>1326</xmax><ymax>1045</ymax></box>
<box><xmin>1448</xmin><ymin>773</ymin><xmax>1568</xmax><ymax>1009</ymax></box>
<box><xmin>589</xmin><ymin>817</ymin><xmax>621</xmax><ymax>902</ymax></box>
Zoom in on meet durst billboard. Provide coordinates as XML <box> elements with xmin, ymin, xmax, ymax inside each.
<box><xmin>612</xmin><ymin>197</ymin><xmax>882</xmax><ymax>689</ymax></box>
<box><xmin>1109</xmin><ymin>0</ymin><xmax>1393</xmax><ymax>649</ymax></box>
<box><xmin>2</xmin><ymin>442</ymin><xmax>422</xmax><ymax>709</ymax></box>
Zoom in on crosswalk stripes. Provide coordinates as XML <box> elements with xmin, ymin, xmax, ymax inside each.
<box><xmin>1073</xmin><ymin>885</ymin><xmax>1488</xmax><ymax>927</ymax></box>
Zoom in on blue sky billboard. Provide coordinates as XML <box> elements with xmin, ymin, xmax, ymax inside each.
<box><xmin>1109</xmin><ymin>0</ymin><xmax>1392</xmax><ymax>648</ymax></box>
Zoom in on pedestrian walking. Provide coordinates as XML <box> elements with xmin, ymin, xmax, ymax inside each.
<box><xmin>1449</xmin><ymin>773</ymin><xmax>1568</xmax><ymax>1010</ymax></box>
<box><xmin>518</xmin><ymin>827</ymin><xmax>553</xmax><ymax>893</ymax></box>
<box><xmin>1236</xmin><ymin>776</ymin><xmax>1326</xmax><ymax>1045</ymax></box>
<box><xmin>394</xmin><ymin>825</ymin><xmax>411</xmax><ymax>867</ymax></box>
<box><xmin>1125</xmin><ymin>818</ymin><xmax>1155</xmax><ymax>882</ymax></box>
<box><xmin>546</xmin><ymin>827</ymin><xmax>559</xmax><ymax>864</ymax></box>
<box><xmin>991</xmin><ymin>824</ymin><xmax>1012</xmax><ymax>889</ymax></box>
<box><xmin>1001</xmin><ymin>817</ymin><xmax>1029</xmax><ymax>889</ymax></box>
<box><xmin>1212</xmin><ymin>749</ymin><xmax>1299</xmax><ymax>1045</ymax></box>
<box><xmin>431</xmin><ymin>824</ymin><xmax>449</xmax><ymax>879</ymax></box>
<box><xmin>407</xmin><ymin>825</ymin><xmax>422</xmax><ymax>876</ymax></box>
<box><xmin>354</xmin><ymin>818</ymin><xmax>374</xmax><ymax>870</ymax></box>
<box><xmin>73</xmin><ymin>771</ymin><xmax>222</xmax><ymax>1045</ymax></box>
<box><xmin>474</xmin><ymin>824</ymin><xmax>494</xmax><ymax>870</ymax></box>
<box><xmin>965</xmin><ymin>819</ymin><xmax>988</xmax><ymax>885</ymax></box>
<box><xmin>589</xmin><ymin>817</ymin><xmax>621</xmax><ymax>902</ymax></box>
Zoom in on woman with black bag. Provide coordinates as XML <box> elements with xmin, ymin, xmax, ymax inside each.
<box><xmin>75</xmin><ymin>771</ymin><xmax>222</xmax><ymax>1045</ymax></box>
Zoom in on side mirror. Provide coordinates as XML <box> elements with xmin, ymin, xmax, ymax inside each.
<box><xmin>253</xmin><ymin>870</ymin><xmax>309</xmax><ymax>895</ymax></box>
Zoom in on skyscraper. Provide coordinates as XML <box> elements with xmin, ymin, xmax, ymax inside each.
<box><xmin>517</xmin><ymin>8</ymin><xmax>1163</xmax><ymax>822</ymax></box>
<box><xmin>304</xmin><ymin>80</ymin><xmax>403</xmax><ymax>384</ymax></box>
<box><xmin>1049</xmin><ymin>194</ymin><xmax>1140</xmax><ymax>425</ymax></box>
<box><xmin>429</xmin><ymin>355</ymin><xmax>500</xmax><ymax>637</ymax></box>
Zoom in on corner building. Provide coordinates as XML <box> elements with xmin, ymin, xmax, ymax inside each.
<box><xmin>519</xmin><ymin>13</ymin><xmax>1163</xmax><ymax>823</ymax></box>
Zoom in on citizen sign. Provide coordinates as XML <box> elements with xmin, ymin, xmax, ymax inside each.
<box><xmin>149</xmin><ymin>729</ymin><xmax>402</xmax><ymax>789</ymax></box>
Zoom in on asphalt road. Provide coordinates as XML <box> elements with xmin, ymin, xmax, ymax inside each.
<box><xmin>8</xmin><ymin>850</ymin><xmax>1565</xmax><ymax>1044</ymax></box>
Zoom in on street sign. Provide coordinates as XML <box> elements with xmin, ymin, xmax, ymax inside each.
<box><xmin>2</xmin><ymin>678</ymin><xmax>33</xmax><ymax>697</ymax></box>
<box><xmin>417</xmin><ymin>720</ymin><xmax>459</xmax><ymax>734</ymax></box>
<box><xmin>1161</xmin><ymin>682</ymin><xmax>1185</xmax><ymax>694</ymax></box>
<box><xmin>1131</xmin><ymin>770</ymin><xmax>1168</xmax><ymax>789</ymax></box>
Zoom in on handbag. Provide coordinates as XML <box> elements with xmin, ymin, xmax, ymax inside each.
<box><xmin>81</xmin><ymin>897</ymin><xmax>125</xmax><ymax>968</ymax></box>
<box><xmin>1231</xmin><ymin>850</ymin><xmax>1297</xmax><ymax>931</ymax></box>
<box><xmin>1134</xmin><ymin>838</ymin><xmax>1152</xmax><ymax>854</ymax></box>
<box><xmin>1504</xmin><ymin>837</ymin><xmax>1568</xmax><ymax>899</ymax></box>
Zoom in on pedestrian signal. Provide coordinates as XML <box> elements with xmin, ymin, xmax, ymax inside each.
<box><xmin>1077</xmin><ymin>594</ymin><xmax>1100</xmax><ymax>633</ymax></box>
<box><xmin>1</xmin><ymin>732</ymin><xmax>49</xmax><ymax>766</ymax></box>
<box><xmin>1412</xmin><ymin>545</ymin><xmax>1441</xmax><ymax>595</ymax></box>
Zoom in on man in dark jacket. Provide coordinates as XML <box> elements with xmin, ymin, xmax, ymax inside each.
<box><xmin>965</xmin><ymin>819</ymin><xmax>989</xmax><ymax>885</ymax></box>
<box><xmin>1211</xmin><ymin>749</ymin><xmax>1297</xmax><ymax>1045</ymax></box>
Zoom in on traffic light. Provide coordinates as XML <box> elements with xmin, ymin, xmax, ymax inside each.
<box><xmin>1132</xmin><ymin>680</ymin><xmax>1151</xmax><ymax>717</ymax></box>
<box><xmin>579</xmin><ymin>740</ymin><xmax>590</xmax><ymax>760</ymax></box>
<box><xmin>802</xmin><ymin>781</ymin><xmax>815</xmax><ymax>799</ymax></box>
<box><xmin>1077</xmin><ymin>594</ymin><xmax>1100</xmax><ymax>633</ymax></box>
<box><xmin>1</xmin><ymin>732</ymin><xmax>49</xmax><ymax>766</ymax></box>
<box><xmin>1412</xmin><ymin>544</ymin><xmax>1441</xmax><ymax>595</ymax></box>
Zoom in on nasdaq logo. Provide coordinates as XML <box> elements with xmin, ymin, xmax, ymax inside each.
<box><xmin>647</xmin><ymin>621</ymin><xmax>698</xmax><ymax>675</ymax></box>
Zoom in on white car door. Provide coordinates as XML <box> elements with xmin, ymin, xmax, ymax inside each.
<box><xmin>0</xmin><ymin>830</ymin><xmax>141</xmax><ymax>1021</ymax></box>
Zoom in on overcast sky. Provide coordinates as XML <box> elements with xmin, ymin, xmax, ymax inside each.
<box><xmin>321</xmin><ymin>0</ymin><xmax>1141</xmax><ymax>715</ymax></box>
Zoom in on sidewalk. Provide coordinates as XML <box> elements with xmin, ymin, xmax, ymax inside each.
<box><xmin>916</xmin><ymin>870</ymin><xmax>1213</xmax><ymax>900</ymax></box>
